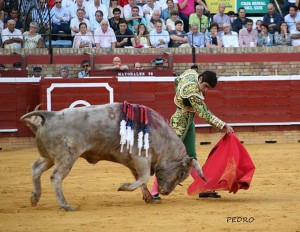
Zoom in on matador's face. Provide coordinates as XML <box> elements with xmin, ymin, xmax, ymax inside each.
<box><xmin>198</xmin><ymin>80</ymin><xmax>212</xmax><ymax>95</ymax></box>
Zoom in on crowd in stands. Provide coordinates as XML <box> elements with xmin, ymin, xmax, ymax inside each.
<box><xmin>0</xmin><ymin>0</ymin><xmax>300</xmax><ymax>48</ymax></box>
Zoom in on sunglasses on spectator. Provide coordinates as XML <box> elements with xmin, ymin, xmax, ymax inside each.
<box><xmin>55</xmin><ymin>1</ymin><xmax>61</xmax><ymax>4</ymax></box>
<box><xmin>82</xmin><ymin>65</ymin><xmax>89</xmax><ymax>67</ymax></box>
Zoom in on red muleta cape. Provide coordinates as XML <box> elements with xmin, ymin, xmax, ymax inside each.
<box><xmin>188</xmin><ymin>133</ymin><xmax>255</xmax><ymax>195</ymax></box>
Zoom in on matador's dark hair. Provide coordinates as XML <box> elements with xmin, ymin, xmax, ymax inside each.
<box><xmin>199</xmin><ymin>71</ymin><xmax>218</xmax><ymax>88</ymax></box>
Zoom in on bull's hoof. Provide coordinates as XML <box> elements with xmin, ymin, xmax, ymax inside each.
<box><xmin>143</xmin><ymin>194</ymin><xmax>161</xmax><ymax>204</ymax></box>
<box><xmin>118</xmin><ymin>183</ymin><xmax>133</xmax><ymax>191</ymax></box>
<box><xmin>30</xmin><ymin>193</ymin><xmax>40</xmax><ymax>207</ymax></box>
<box><xmin>59</xmin><ymin>204</ymin><xmax>75</xmax><ymax>211</ymax></box>
<box><xmin>144</xmin><ymin>197</ymin><xmax>161</xmax><ymax>204</ymax></box>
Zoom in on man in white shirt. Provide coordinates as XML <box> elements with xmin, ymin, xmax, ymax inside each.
<box><xmin>149</xmin><ymin>20</ymin><xmax>170</xmax><ymax>48</ymax></box>
<box><xmin>87</xmin><ymin>0</ymin><xmax>108</xmax><ymax>21</ymax></box>
<box><xmin>2</xmin><ymin>19</ymin><xmax>23</xmax><ymax>49</ymax></box>
<box><xmin>221</xmin><ymin>23</ymin><xmax>239</xmax><ymax>47</ymax></box>
<box><xmin>281</xmin><ymin>0</ymin><xmax>299</xmax><ymax>16</ymax></box>
<box><xmin>291</xmin><ymin>20</ymin><xmax>300</xmax><ymax>46</ymax></box>
<box><xmin>69</xmin><ymin>0</ymin><xmax>89</xmax><ymax>19</ymax></box>
<box><xmin>142</xmin><ymin>0</ymin><xmax>161</xmax><ymax>21</ymax></box>
<box><xmin>124</xmin><ymin>0</ymin><xmax>143</xmax><ymax>20</ymax></box>
<box><xmin>284</xmin><ymin>5</ymin><xmax>300</xmax><ymax>31</ymax></box>
<box><xmin>62</xmin><ymin>0</ymin><xmax>75</xmax><ymax>8</ymax></box>
<box><xmin>90</xmin><ymin>10</ymin><xmax>104</xmax><ymax>33</ymax></box>
<box><xmin>70</xmin><ymin>8</ymin><xmax>91</xmax><ymax>36</ymax></box>
<box><xmin>50</xmin><ymin>0</ymin><xmax>71</xmax><ymax>39</ymax></box>
<box><xmin>94</xmin><ymin>20</ymin><xmax>116</xmax><ymax>48</ymax></box>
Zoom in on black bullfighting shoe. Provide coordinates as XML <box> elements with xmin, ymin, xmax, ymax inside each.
<box><xmin>152</xmin><ymin>194</ymin><xmax>161</xmax><ymax>200</ymax></box>
<box><xmin>199</xmin><ymin>191</ymin><xmax>221</xmax><ymax>198</ymax></box>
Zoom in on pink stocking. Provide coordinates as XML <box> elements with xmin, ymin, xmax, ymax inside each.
<box><xmin>150</xmin><ymin>176</ymin><xmax>159</xmax><ymax>196</ymax></box>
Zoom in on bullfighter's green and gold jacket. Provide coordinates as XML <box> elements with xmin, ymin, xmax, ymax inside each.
<box><xmin>170</xmin><ymin>69</ymin><xmax>225</xmax><ymax>139</ymax></box>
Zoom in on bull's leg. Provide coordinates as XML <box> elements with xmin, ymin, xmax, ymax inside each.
<box><xmin>50</xmin><ymin>157</ymin><xmax>76</xmax><ymax>211</ymax></box>
<box><xmin>118</xmin><ymin>157</ymin><xmax>150</xmax><ymax>192</ymax></box>
<box><xmin>31</xmin><ymin>157</ymin><xmax>54</xmax><ymax>207</ymax></box>
<box><xmin>141</xmin><ymin>184</ymin><xmax>156</xmax><ymax>203</ymax></box>
<box><xmin>128</xmin><ymin>169</ymin><xmax>155</xmax><ymax>203</ymax></box>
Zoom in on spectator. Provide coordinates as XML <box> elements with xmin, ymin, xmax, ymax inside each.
<box><xmin>146</xmin><ymin>9</ymin><xmax>166</xmax><ymax>33</ymax></box>
<box><xmin>13</xmin><ymin>62</ymin><xmax>22</xmax><ymax>70</ymax></box>
<box><xmin>291</xmin><ymin>20</ymin><xmax>300</xmax><ymax>46</ymax></box>
<box><xmin>232</xmin><ymin>7</ymin><xmax>250</xmax><ymax>33</ymax></box>
<box><xmin>255</xmin><ymin>19</ymin><xmax>263</xmax><ymax>33</ymax></box>
<box><xmin>87</xmin><ymin>0</ymin><xmax>108</xmax><ymax>21</ymax></box>
<box><xmin>190</xmin><ymin>64</ymin><xmax>198</xmax><ymax>72</ymax></box>
<box><xmin>78</xmin><ymin>59</ymin><xmax>91</xmax><ymax>78</ymax></box>
<box><xmin>149</xmin><ymin>20</ymin><xmax>170</xmax><ymax>48</ymax></box>
<box><xmin>161</xmin><ymin>0</ymin><xmax>177</xmax><ymax>21</ymax></box>
<box><xmin>135</xmin><ymin>23</ymin><xmax>151</xmax><ymax>48</ymax></box>
<box><xmin>108</xmin><ymin>0</ymin><xmax>124</xmax><ymax>18</ymax></box>
<box><xmin>124</xmin><ymin>0</ymin><xmax>143</xmax><ymax>20</ymax></box>
<box><xmin>32</xmin><ymin>66</ymin><xmax>43</xmax><ymax>78</ymax></box>
<box><xmin>166</xmin><ymin>10</ymin><xmax>181</xmax><ymax>32</ymax></box>
<box><xmin>187</xmin><ymin>23</ymin><xmax>205</xmax><ymax>47</ymax></box>
<box><xmin>69</xmin><ymin>0</ymin><xmax>89</xmax><ymax>19</ymax></box>
<box><xmin>142</xmin><ymin>0</ymin><xmax>161</xmax><ymax>21</ymax></box>
<box><xmin>169</xmin><ymin>19</ymin><xmax>189</xmax><ymax>47</ymax></box>
<box><xmin>0</xmin><ymin>10</ymin><xmax>3</xmax><ymax>38</ymax></box>
<box><xmin>205</xmin><ymin>22</ymin><xmax>223</xmax><ymax>48</ymax></box>
<box><xmin>189</xmin><ymin>5</ymin><xmax>208</xmax><ymax>34</ymax></box>
<box><xmin>2</xmin><ymin>19</ymin><xmax>23</xmax><ymax>49</ymax></box>
<box><xmin>3</xmin><ymin>8</ymin><xmax>24</xmax><ymax>33</ymax></box>
<box><xmin>73</xmin><ymin>22</ymin><xmax>95</xmax><ymax>48</ymax></box>
<box><xmin>284</xmin><ymin>6</ymin><xmax>300</xmax><ymax>32</ymax></box>
<box><xmin>227</xmin><ymin>10</ymin><xmax>236</xmax><ymax>24</ymax></box>
<box><xmin>257</xmin><ymin>23</ymin><xmax>273</xmax><ymax>46</ymax></box>
<box><xmin>109</xmin><ymin>7</ymin><xmax>126</xmax><ymax>32</ymax></box>
<box><xmin>178</xmin><ymin>0</ymin><xmax>208</xmax><ymax>33</ymax></box>
<box><xmin>31</xmin><ymin>1</ymin><xmax>50</xmax><ymax>35</ymax></box>
<box><xmin>134</xmin><ymin>62</ymin><xmax>143</xmax><ymax>69</ymax></box>
<box><xmin>59</xmin><ymin>66</ymin><xmax>70</xmax><ymax>78</ymax></box>
<box><xmin>281</xmin><ymin>0</ymin><xmax>299</xmax><ymax>16</ymax></box>
<box><xmin>238</xmin><ymin>19</ymin><xmax>258</xmax><ymax>47</ymax></box>
<box><xmin>212</xmin><ymin>3</ymin><xmax>231</xmax><ymax>33</ymax></box>
<box><xmin>274</xmin><ymin>22</ymin><xmax>291</xmax><ymax>46</ymax></box>
<box><xmin>23</xmin><ymin>22</ymin><xmax>44</xmax><ymax>48</ymax></box>
<box><xmin>115</xmin><ymin>21</ymin><xmax>136</xmax><ymax>48</ymax></box>
<box><xmin>90</xmin><ymin>10</ymin><xmax>104</xmax><ymax>33</ymax></box>
<box><xmin>50</xmin><ymin>0</ymin><xmax>71</xmax><ymax>39</ymax></box>
<box><xmin>151</xmin><ymin>57</ymin><xmax>167</xmax><ymax>70</ymax></box>
<box><xmin>221</xmin><ymin>23</ymin><xmax>239</xmax><ymax>47</ymax></box>
<box><xmin>70</xmin><ymin>8</ymin><xmax>91</xmax><ymax>36</ymax></box>
<box><xmin>100</xmin><ymin>56</ymin><xmax>129</xmax><ymax>70</ymax></box>
<box><xmin>262</xmin><ymin>3</ymin><xmax>283</xmax><ymax>34</ymax></box>
<box><xmin>62</xmin><ymin>0</ymin><xmax>75</xmax><ymax>8</ymax></box>
<box><xmin>0</xmin><ymin>63</ymin><xmax>6</xmax><ymax>70</ymax></box>
<box><xmin>126</xmin><ymin>6</ymin><xmax>147</xmax><ymax>34</ymax></box>
<box><xmin>94</xmin><ymin>19</ymin><xmax>117</xmax><ymax>48</ymax></box>
<box><xmin>159</xmin><ymin>0</ymin><xmax>179</xmax><ymax>12</ymax></box>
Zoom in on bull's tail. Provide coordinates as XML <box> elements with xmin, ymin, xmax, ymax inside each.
<box><xmin>20</xmin><ymin>111</ymin><xmax>55</xmax><ymax>134</ymax></box>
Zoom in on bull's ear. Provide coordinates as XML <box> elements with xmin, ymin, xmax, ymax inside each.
<box><xmin>184</xmin><ymin>157</ymin><xmax>194</xmax><ymax>167</ymax></box>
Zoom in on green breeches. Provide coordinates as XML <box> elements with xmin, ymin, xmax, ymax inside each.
<box><xmin>170</xmin><ymin>109</ymin><xmax>197</xmax><ymax>159</ymax></box>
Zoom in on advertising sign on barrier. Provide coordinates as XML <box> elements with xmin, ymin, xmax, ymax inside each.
<box><xmin>208</xmin><ymin>0</ymin><xmax>269</xmax><ymax>14</ymax></box>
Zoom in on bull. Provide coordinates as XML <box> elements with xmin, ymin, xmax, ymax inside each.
<box><xmin>21</xmin><ymin>103</ymin><xmax>205</xmax><ymax>211</ymax></box>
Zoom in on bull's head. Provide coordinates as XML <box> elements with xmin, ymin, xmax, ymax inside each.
<box><xmin>155</xmin><ymin>157</ymin><xmax>206</xmax><ymax>195</ymax></box>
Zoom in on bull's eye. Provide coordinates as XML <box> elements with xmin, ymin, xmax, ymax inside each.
<box><xmin>179</xmin><ymin>171</ymin><xmax>186</xmax><ymax>179</ymax></box>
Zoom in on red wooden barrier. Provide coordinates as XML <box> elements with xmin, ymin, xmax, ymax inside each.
<box><xmin>0</xmin><ymin>76</ymin><xmax>299</xmax><ymax>137</ymax></box>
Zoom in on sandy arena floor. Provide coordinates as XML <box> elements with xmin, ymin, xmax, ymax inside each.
<box><xmin>0</xmin><ymin>142</ymin><xmax>299</xmax><ymax>232</ymax></box>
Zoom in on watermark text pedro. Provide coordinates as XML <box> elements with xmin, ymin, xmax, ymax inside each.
<box><xmin>227</xmin><ymin>217</ymin><xmax>255</xmax><ymax>223</ymax></box>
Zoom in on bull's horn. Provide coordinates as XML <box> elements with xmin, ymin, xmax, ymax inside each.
<box><xmin>192</xmin><ymin>159</ymin><xmax>207</xmax><ymax>182</ymax></box>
